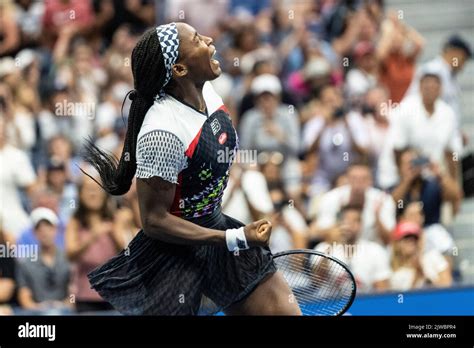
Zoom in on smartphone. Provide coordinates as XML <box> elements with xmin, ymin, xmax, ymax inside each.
<box><xmin>411</xmin><ymin>156</ymin><xmax>430</xmax><ymax>167</ymax></box>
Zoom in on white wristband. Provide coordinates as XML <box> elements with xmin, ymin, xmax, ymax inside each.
<box><xmin>225</xmin><ymin>227</ymin><xmax>249</xmax><ymax>252</ymax></box>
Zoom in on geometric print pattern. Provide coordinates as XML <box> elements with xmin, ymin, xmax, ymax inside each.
<box><xmin>135</xmin><ymin>130</ymin><xmax>188</xmax><ymax>183</ymax></box>
<box><xmin>155</xmin><ymin>22</ymin><xmax>180</xmax><ymax>99</ymax></box>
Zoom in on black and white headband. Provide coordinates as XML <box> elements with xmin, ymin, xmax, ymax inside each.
<box><xmin>155</xmin><ymin>22</ymin><xmax>180</xmax><ymax>99</ymax></box>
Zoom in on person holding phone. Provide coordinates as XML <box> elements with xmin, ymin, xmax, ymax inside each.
<box><xmin>390</xmin><ymin>148</ymin><xmax>461</xmax><ymax>225</ymax></box>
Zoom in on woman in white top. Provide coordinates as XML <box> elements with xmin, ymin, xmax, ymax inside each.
<box><xmin>390</xmin><ymin>222</ymin><xmax>452</xmax><ymax>291</ymax></box>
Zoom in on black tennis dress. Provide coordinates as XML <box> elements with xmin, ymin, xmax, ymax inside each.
<box><xmin>88</xmin><ymin>82</ymin><xmax>276</xmax><ymax>315</ymax></box>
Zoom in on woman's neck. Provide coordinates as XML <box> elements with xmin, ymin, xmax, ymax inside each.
<box><xmin>168</xmin><ymin>80</ymin><xmax>206</xmax><ymax>113</ymax></box>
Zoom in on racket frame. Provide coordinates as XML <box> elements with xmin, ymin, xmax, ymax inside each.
<box><xmin>272</xmin><ymin>248</ymin><xmax>357</xmax><ymax>316</ymax></box>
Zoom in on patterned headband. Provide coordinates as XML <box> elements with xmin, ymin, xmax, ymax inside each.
<box><xmin>155</xmin><ymin>22</ymin><xmax>180</xmax><ymax>98</ymax></box>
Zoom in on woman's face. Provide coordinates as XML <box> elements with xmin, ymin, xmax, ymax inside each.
<box><xmin>80</xmin><ymin>177</ymin><xmax>107</xmax><ymax>212</ymax></box>
<box><xmin>175</xmin><ymin>23</ymin><xmax>221</xmax><ymax>84</ymax></box>
<box><xmin>398</xmin><ymin>236</ymin><xmax>419</xmax><ymax>257</ymax></box>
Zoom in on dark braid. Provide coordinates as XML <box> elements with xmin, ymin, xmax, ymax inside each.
<box><xmin>82</xmin><ymin>28</ymin><xmax>168</xmax><ymax>195</ymax></box>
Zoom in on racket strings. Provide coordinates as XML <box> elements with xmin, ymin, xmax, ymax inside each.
<box><xmin>274</xmin><ymin>253</ymin><xmax>354</xmax><ymax>316</ymax></box>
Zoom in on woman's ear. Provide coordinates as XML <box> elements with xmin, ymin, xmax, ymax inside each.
<box><xmin>172</xmin><ymin>63</ymin><xmax>188</xmax><ymax>78</ymax></box>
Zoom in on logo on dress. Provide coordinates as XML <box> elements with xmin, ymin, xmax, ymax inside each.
<box><xmin>218</xmin><ymin>132</ymin><xmax>227</xmax><ymax>144</ymax></box>
<box><xmin>210</xmin><ymin>118</ymin><xmax>221</xmax><ymax>135</ymax></box>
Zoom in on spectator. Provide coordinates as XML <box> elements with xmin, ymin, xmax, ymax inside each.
<box><xmin>259</xmin><ymin>152</ymin><xmax>308</xmax><ymax>253</ymax></box>
<box><xmin>406</xmin><ymin>35</ymin><xmax>472</xmax><ymax>131</ymax></box>
<box><xmin>99</xmin><ymin>0</ymin><xmax>154</xmax><ymax>45</ymax></box>
<box><xmin>345</xmin><ymin>40</ymin><xmax>378</xmax><ymax>101</ymax></box>
<box><xmin>102</xmin><ymin>24</ymin><xmax>135</xmax><ymax>85</ymax></box>
<box><xmin>314</xmin><ymin>204</ymin><xmax>392</xmax><ymax>292</ymax></box>
<box><xmin>13</xmin><ymin>0</ymin><xmax>45</xmax><ymax>50</ymax></box>
<box><xmin>166</xmin><ymin>0</ymin><xmax>228</xmax><ymax>36</ymax></box>
<box><xmin>65</xmin><ymin>175</ymin><xmax>125</xmax><ymax>313</ymax></box>
<box><xmin>377</xmin><ymin>11</ymin><xmax>424</xmax><ymax>103</ymax></box>
<box><xmin>42</xmin><ymin>0</ymin><xmax>95</xmax><ymax>49</ymax></box>
<box><xmin>0</xmin><ymin>114</ymin><xmax>37</xmax><ymax>238</ymax></box>
<box><xmin>0</xmin><ymin>73</ymin><xmax>37</xmax><ymax>153</ymax></box>
<box><xmin>361</xmin><ymin>86</ymin><xmax>391</xmax><ymax>169</ymax></box>
<box><xmin>0</xmin><ymin>223</ymin><xmax>16</xmax><ymax>315</ymax></box>
<box><xmin>310</xmin><ymin>161</ymin><xmax>396</xmax><ymax>245</ymax></box>
<box><xmin>302</xmin><ymin>85</ymin><xmax>369</xmax><ymax>196</ymax></box>
<box><xmin>42</xmin><ymin>160</ymin><xmax>78</xmax><ymax>223</ymax></box>
<box><xmin>398</xmin><ymin>201</ymin><xmax>456</xmax><ymax>266</ymax></box>
<box><xmin>377</xmin><ymin>71</ymin><xmax>462</xmax><ymax>214</ymax></box>
<box><xmin>390</xmin><ymin>221</ymin><xmax>452</xmax><ymax>291</ymax></box>
<box><xmin>222</xmin><ymin>164</ymin><xmax>274</xmax><ymax>225</ymax></box>
<box><xmin>16</xmin><ymin>193</ymin><xmax>66</xmax><ymax>250</ymax></box>
<box><xmin>287</xmin><ymin>56</ymin><xmax>332</xmax><ymax>104</ymax></box>
<box><xmin>239</xmin><ymin>74</ymin><xmax>302</xmax><ymax>195</ymax></box>
<box><xmin>16</xmin><ymin>207</ymin><xmax>72</xmax><ymax>314</ymax></box>
<box><xmin>94</xmin><ymin>81</ymin><xmax>131</xmax><ymax>153</ymax></box>
<box><xmin>390</xmin><ymin>148</ymin><xmax>461</xmax><ymax>225</ymax></box>
<box><xmin>47</xmin><ymin>135</ymin><xmax>83</xmax><ymax>182</ymax></box>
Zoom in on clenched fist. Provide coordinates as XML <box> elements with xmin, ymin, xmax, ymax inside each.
<box><xmin>244</xmin><ymin>219</ymin><xmax>272</xmax><ymax>247</ymax></box>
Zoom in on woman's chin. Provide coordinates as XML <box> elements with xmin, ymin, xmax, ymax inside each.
<box><xmin>209</xmin><ymin>67</ymin><xmax>222</xmax><ymax>79</ymax></box>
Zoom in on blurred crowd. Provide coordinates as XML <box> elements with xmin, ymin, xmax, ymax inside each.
<box><xmin>0</xmin><ymin>0</ymin><xmax>472</xmax><ymax>315</ymax></box>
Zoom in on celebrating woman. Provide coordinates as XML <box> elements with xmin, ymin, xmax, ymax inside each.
<box><xmin>82</xmin><ymin>22</ymin><xmax>300</xmax><ymax>315</ymax></box>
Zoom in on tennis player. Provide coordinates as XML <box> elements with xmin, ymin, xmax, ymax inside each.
<box><xmin>82</xmin><ymin>22</ymin><xmax>301</xmax><ymax>315</ymax></box>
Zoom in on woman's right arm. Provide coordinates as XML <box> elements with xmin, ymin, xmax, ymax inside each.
<box><xmin>137</xmin><ymin>177</ymin><xmax>271</xmax><ymax>247</ymax></box>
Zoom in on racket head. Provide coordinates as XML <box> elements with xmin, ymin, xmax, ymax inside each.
<box><xmin>273</xmin><ymin>249</ymin><xmax>357</xmax><ymax>316</ymax></box>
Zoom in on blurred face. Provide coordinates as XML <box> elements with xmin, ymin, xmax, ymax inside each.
<box><xmin>174</xmin><ymin>23</ymin><xmax>221</xmax><ymax>84</ymax></box>
<box><xmin>113</xmin><ymin>26</ymin><xmax>135</xmax><ymax>53</ymax></box>
<box><xmin>73</xmin><ymin>45</ymin><xmax>93</xmax><ymax>75</ymax></box>
<box><xmin>402</xmin><ymin>202</ymin><xmax>425</xmax><ymax>227</ymax></box>
<box><xmin>398</xmin><ymin>235</ymin><xmax>419</xmax><ymax>257</ymax></box>
<box><xmin>80</xmin><ymin>177</ymin><xmax>107</xmax><ymax>211</ymax></box>
<box><xmin>339</xmin><ymin>209</ymin><xmax>362</xmax><ymax>243</ymax></box>
<box><xmin>35</xmin><ymin>221</ymin><xmax>57</xmax><ymax>248</ymax></box>
<box><xmin>256</xmin><ymin>92</ymin><xmax>279</xmax><ymax>116</ymax></box>
<box><xmin>347</xmin><ymin>165</ymin><xmax>372</xmax><ymax>192</ymax></box>
<box><xmin>47</xmin><ymin>169</ymin><xmax>67</xmax><ymax>189</ymax></box>
<box><xmin>420</xmin><ymin>76</ymin><xmax>441</xmax><ymax>105</ymax></box>
<box><xmin>447</xmin><ymin>48</ymin><xmax>468</xmax><ymax>73</ymax></box>
<box><xmin>320</xmin><ymin>86</ymin><xmax>343</xmax><ymax>110</ymax></box>
<box><xmin>49</xmin><ymin>136</ymin><xmax>72</xmax><ymax>160</ymax></box>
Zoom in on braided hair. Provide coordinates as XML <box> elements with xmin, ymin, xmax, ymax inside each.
<box><xmin>82</xmin><ymin>28</ymin><xmax>169</xmax><ymax>195</ymax></box>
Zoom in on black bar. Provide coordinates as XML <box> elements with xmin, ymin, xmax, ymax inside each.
<box><xmin>0</xmin><ymin>316</ymin><xmax>472</xmax><ymax>346</ymax></box>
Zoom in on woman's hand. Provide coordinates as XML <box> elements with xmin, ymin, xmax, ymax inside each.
<box><xmin>244</xmin><ymin>219</ymin><xmax>272</xmax><ymax>247</ymax></box>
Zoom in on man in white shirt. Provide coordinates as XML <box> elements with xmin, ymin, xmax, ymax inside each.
<box><xmin>405</xmin><ymin>35</ymin><xmax>472</xmax><ymax>130</ymax></box>
<box><xmin>314</xmin><ymin>205</ymin><xmax>391</xmax><ymax>293</ymax></box>
<box><xmin>314</xmin><ymin>162</ymin><xmax>396</xmax><ymax>245</ymax></box>
<box><xmin>377</xmin><ymin>71</ymin><xmax>462</xmax><ymax>190</ymax></box>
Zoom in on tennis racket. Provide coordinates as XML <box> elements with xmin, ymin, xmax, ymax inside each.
<box><xmin>273</xmin><ymin>249</ymin><xmax>356</xmax><ymax>316</ymax></box>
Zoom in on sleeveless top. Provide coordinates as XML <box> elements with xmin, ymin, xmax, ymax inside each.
<box><xmin>135</xmin><ymin>82</ymin><xmax>238</xmax><ymax>218</ymax></box>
